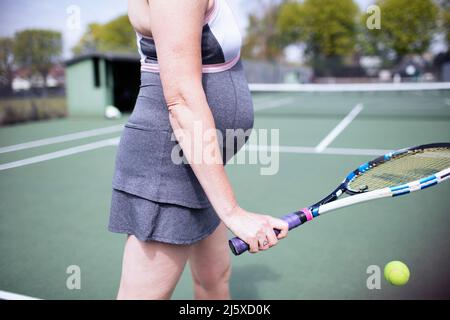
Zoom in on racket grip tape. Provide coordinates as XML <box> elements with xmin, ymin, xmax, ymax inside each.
<box><xmin>228</xmin><ymin>208</ymin><xmax>312</xmax><ymax>256</ymax></box>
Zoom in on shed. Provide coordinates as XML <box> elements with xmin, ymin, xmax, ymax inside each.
<box><xmin>65</xmin><ymin>53</ymin><xmax>141</xmax><ymax>116</ymax></box>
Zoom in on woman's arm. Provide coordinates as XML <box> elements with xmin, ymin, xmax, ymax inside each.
<box><xmin>127</xmin><ymin>0</ymin><xmax>152</xmax><ymax>37</ymax></box>
<box><xmin>135</xmin><ymin>0</ymin><xmax>288</xmax><ymax>253</ymax></box>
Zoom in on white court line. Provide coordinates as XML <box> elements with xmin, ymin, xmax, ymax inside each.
<box><xmin>320</xmin><ymin>147</ymin><xmax>389</xmax><ymax>156</ymax></box>
<box><xmin>0</xmin><ymin>139</ymin><xmax>388</xmax><ymax>172</ymax></box>
<box><xmin>249</xmin><ymin>82</ymin><xmax>450</xmax><ymax>92</ymax></box>
<box><xmin>0</xmin><ymin>124</ymin><xmax>124</xmax><ymax>154</ymax></box>
<box><xmin>246</xmin><ymin>144</ymin><xmax>389</xmax><ymax>156</ymax></box>
<box><xmin>0</xmin><ymin>290</ymin><xmax>40</xmax><ymax>300</ymax></box>
<box><xmin>253</xmin><ymin>96</ymin><xmax>296</xmax><ymax>112</ymax></box>
<box><xmin>315</xmin><ymin>103</ymin><xmax>364</xmax><ymax>153</ymax></box>
<box><xmin>0</xmin><ymin>137</ymin><xmax>120</xmax><ymax>171</ymax></box>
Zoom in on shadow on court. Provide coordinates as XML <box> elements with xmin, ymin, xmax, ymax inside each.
<box><xmin>230</xmin><ymin>264</ymin><xmax>281</xmax><ymax>299</ymax></box>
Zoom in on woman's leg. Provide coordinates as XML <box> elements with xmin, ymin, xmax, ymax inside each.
<box><xmin>117</xmin><ymin>235</ymin><xmax>190</xmax><ymax>300</ymax></box>
<box><xmin>188</xmin><ymin>222</ymin><xmax>232</xmax><ymax>300</ymax></box>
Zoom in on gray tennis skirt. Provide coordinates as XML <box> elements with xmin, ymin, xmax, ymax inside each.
<box><xmin>108</xmin><ymin>60</ymin><xmax>254</xmax><ymax>244</ymax></box>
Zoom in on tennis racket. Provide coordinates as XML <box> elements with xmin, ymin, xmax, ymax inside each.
<box><xmin>229</xmin><ymin>142</ymin><xmax>450</xmax><ymax>255</ymax></box>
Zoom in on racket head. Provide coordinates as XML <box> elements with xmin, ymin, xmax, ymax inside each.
<box><xmin>343</xmin><ymin>143</ymin><xmax>450</xmax><ymax>194</ymax></box>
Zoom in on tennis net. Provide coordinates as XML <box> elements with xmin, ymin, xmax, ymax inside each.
<box><xmin>249</xmin><ymin>82</ymin><xmax>450</xmax><ymax>119</ymax></box>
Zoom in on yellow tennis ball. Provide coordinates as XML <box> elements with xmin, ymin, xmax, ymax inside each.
<box><xmin>384</xmin><ymin>261</ymin><xmax>410</xmax><ymax>286</ymax></box>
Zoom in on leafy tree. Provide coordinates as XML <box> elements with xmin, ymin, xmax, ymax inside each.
<box><xmin>0</xmin><ymin>37</ymin><xmax>14</xmax><ymax>94</ymax></box>
<box><xmin>241</xmin><ymin>0</ymin><xmax>287</xmax><ymax>61</ymax></box>
<box><xmin>13</xmin><ymin>29</ymin><xmax>62</xmax><ymax>87</ymax></box>
<box><xmin>363</xmin><ymin>0</ymin><xmax>439</xmax><ymax>62</ymax></box>
<box><xmin>437</xmin><ymin>0</ymin><xmax>450</xmax><ymax>47</ymax></box>
<box><xmin>277</xmin><ymin>0</ymin><xmax>359</xmax><ymax>75</ymax></box>
<box><xmin>73</xmin><ymin>15</ymin><xmax>136</xmax><ymax>55</ymax></box>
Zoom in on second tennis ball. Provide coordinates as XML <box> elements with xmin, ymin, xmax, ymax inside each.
<box><xmin>384</xmin><ymin>261</ymin><xmax>410</xmax><ymax>286</ymax></box>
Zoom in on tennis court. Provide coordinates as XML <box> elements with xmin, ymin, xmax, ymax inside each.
<box><xmin>1</xmin><ymin>83</ymin><xmax>450</xmax><ymax>300</ymax></box>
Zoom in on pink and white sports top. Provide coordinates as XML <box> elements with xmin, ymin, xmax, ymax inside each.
<box><xmin>137</xmin><ymin>0</ymin><xmax>242</xmax><ymax>74</ymax></box>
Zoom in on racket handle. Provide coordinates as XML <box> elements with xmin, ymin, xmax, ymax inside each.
<box><xmin>228</xmin><ymin>209</ymin><xmax>313</xmax><ymax>256</ymax></box>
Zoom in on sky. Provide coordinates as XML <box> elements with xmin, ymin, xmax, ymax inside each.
<box><xmin>0</xmin><ymin>0</ymin><xmax>380</xmax><ymax>59</ymax></box>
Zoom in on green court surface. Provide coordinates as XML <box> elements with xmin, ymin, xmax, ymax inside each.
<box><xmin>1</xmin><ymin>88</ymin><xmax>450</xmax><ymax>300</ymax></box>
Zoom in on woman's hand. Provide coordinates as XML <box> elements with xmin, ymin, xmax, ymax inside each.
<box><xmin>223</xmin><ymin>206</ymin><xmax>289</xmax><ymax>253</ymax></box>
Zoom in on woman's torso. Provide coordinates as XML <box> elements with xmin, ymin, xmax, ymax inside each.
<box><xmin>136</xmin><ymin>0</ymin><xmax>242</xmax><ymax>74</ymax></box>
<box><xmin>112</xmin><ymin>0</ymin><xmax>253</xmax><ymax>208</ymax></box>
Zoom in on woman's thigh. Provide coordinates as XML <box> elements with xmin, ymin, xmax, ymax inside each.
<box><xmin>118</xmin><ymin>235</ymin><xmax>190</xmax><ymax>300</ymax></box>
<box><xmin>188</xmin><ymin>222</ymin><xmax>231</xmax><ymax>289</ymax></box>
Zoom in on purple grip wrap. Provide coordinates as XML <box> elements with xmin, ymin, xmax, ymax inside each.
<box><xmin>228</xmin><ymin>213</ymin><xmax>302</xmax><ymax>256</ymax></box>
<box><xmin>282</xmin><ymin>213</ymin><xmax>302</xmax><ymax>230</ymax></box>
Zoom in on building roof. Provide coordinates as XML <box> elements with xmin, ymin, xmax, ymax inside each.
<box><xmin>65</xmin><ymin>52</ymin><xmax>140</xmax><ymax>66</ymax></box>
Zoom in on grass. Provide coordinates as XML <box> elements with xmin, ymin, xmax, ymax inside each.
<box><xmin>0</xmin><ymin>96</ymin><xmax>67</xmax><ymax>126</ymax></box>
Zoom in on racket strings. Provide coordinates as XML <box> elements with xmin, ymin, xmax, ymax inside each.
<box><xmin>348</xmin><ymin>147</ymin><xmax>450</xmax><ymax>191</ymax></box>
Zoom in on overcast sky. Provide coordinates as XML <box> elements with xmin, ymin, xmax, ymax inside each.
<box><xmin>0</xmin><ymin>0</ymin><xmax>382</xmax><ymax>58</ymax></box>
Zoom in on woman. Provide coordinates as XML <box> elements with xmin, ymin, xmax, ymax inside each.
<box><xmin>108</xmin><ymin>0</ymin><xmax>289</xmax><ymax>300</ymax></box>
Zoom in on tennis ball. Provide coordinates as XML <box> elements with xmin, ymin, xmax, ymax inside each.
<box><xmin>384</xmin><ymin>261</ymin><xmax>410</xmax><ymax>286</ymax></box>
<box><xmin>105</xmin><ymin>105</ymin><xmax>122</xmax><ymax>119</ymax></box>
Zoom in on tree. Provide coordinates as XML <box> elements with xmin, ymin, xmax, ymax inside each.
<box><xmin>0</xmin><ymin>37</ymin><xmax>14</xmax><ymax>94</ymax></box>
<box><xmin>241</xmin><ymin>0</ymin><xmax>288</xmax><ymax>61</ymax></box>
<box><xmin>13</xmin><ymin>29</ymin><xmax>62</xmax><ymax>88</ymax></box>
<box><xmin>437</xmin><ymin>0</ymin><xmax>450</xmax><ymax>48</ymax></box>
<box><xmin>277</xmin><ymin>0</ymin><xmax>359</xmax><ymax>75</ymax></box>
<box><xmin>73</xmin><ymin>15</ymin><xmax>137</xmax><ymax>55</ymax></box>
<box><xmin>364</xmin><ymin>0</ymin><xmax>439</xmax><ymax>62</ymax></box>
